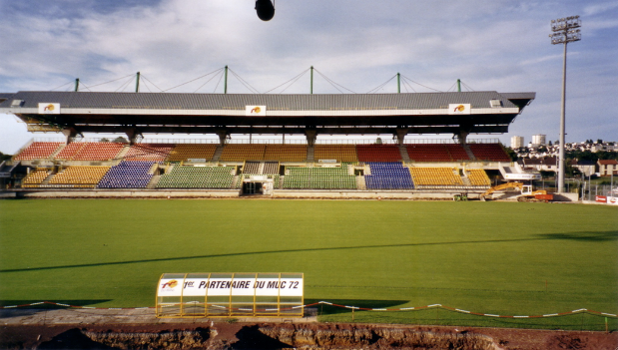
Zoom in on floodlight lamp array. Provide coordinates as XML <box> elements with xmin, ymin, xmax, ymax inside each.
<box><xmin>549</xmin><ymin>15</ymin><xmax>581</xmax><ymax>45</ymax></box>
<box><xmin>549</xmin><ymin>30</ymin><xmax>581</xmax><ymax>45</ymax></box>
<box><xmin>551</xmin><ymin>16</ymin><xmax>581</xmax><ymax>32</ymax></box>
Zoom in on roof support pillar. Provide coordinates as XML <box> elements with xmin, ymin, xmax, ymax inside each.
<box><xmin>455</xmin><ymin>129</ymin><xmax>469</xmax><ymax>145</ymax></box>
<box><xmin>62</xmin><ymin>127</ymin><xmax>79</xmax><ymax>145</ymax></box>
<box><xmin>217</xmin><ymin>130</ymin><xmax>229</xmax><ymax>146</ymax></box>
<box><xmin>455</xmin><ymin>120</ymin><xmax>474</xmax><ymax>146</ymax></box>
<box><xmin>125</xmin><ymin>128</ymin><xmax>142</xmax><ymax>145</ymax></box>
<box><xmin>395</xmin><ymin>128</ymin><xmax>408</xmax><ymax>146</ymax></box>
<box><xmin>305</xmin><ymin>129</ymin><xmax>317</xmax><ymax>147</ymax></box>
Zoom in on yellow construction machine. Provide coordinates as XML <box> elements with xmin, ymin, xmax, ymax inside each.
<box><xmin>480</xmin><ymin>182</ymin><xmax>553</xmax><ymax>202</ymax></box>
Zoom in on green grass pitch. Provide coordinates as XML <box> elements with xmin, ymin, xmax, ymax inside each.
<box><xmin>0</xmin><ymin>199</ymin><xmax>616</xmax><ymax>330</ymax></box>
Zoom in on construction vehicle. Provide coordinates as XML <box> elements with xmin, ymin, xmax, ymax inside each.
<box><xmin>480</xmin><ymin>182</ymin><xmax>553</xmax><ymax>202</ymax></box>
<box><xmin>518</xmin><ymin>185</ymin><xmax>554</xmax><ymax>203</ymax></box>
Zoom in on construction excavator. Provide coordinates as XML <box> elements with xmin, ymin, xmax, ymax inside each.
<box><xmin>480</xmin><ymin>182</ymin><xmax>554</xmax><ymax>202</ymax></box>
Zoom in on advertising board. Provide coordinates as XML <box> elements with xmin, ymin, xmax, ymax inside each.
<box><xmin>156</xmin><ymin>272</ymin><xmax>304</xmax><ymax>318</ymax></box>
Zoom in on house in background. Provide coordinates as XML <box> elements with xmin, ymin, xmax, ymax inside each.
<box><xmin>598</xmin><ymin>159</ymin><xmax>618</xmax><ymax>176</ymax></box>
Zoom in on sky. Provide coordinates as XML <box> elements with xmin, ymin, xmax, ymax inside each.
<box><xmin>1</xmin><ymin>0</ymin><xmax>617</xmax><ymax>154</ymax></box>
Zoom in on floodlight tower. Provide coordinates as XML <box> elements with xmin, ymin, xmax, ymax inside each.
<box><xmin>549</xmin><ymin>16</ymin><xmax>581</xmax><ymax>194</ymax></box>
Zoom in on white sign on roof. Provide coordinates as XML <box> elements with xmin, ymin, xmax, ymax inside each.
<box><xmin>448</xmin><ymin>103</ymin><xmax>471</xmax><ymax>115</ymax></box>
<box><xmin>246</xmin><ymin>105</ymin><xmax>266</xmax><ymax>116</ymax></box>
<box><xmin>38</xmin><ymin>103</ymin><xmax>60</xmax><ymax>114</ymax></box>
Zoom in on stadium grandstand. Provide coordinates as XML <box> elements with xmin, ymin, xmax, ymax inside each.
<box><xmin>0</xmin><ymin>90</ymin><xmax>535</xmax><ymax>199</ymax></box>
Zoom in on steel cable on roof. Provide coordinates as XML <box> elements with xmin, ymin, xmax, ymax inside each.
<box><xmin>402</xmin><ymin>79</ymin><xmax>416</xmax><ymax>93</ymax></box>
<box><xmin>78</xmin><ymin>83</ymin><xmax>93</xmax><ymax>92</ymax></box>
<box><xmin>114</xmin><ymin>76</ymin><xmax>135</xmax><ymax>92</ymax></box>
<box><xmin>262</xmin><ymin>68</ymin><xmax>310</xmax><ymax>94</ymax></box>
<box><xmin>87</xmin><ymin>73</ymin><xmax>135</xmax><ymax>90</ymax></box>
<box><xmin>277</xmin><ymin>72</ymin><xmax>307</xmax><ymax>94</ymax></box>
<box><xmin>460</xmin><ymin>81</ymin><xmax>475</xmax><ymax>91</ymax></box>
<box><xmin>50</xmin><ymin>81</ymin><xmax>74</xmax><ymax>92</ymax></box>
<box><xmin>163</xmin><ymin>68</ymin><xmax>225</xmax><ymax>92</ymax></box>
<box><xmin>365</xmin><ymin>74</ymin><xmax>397</xmax><ymax>94</ymax></box>
<box><xmin>139</xmin><ymin>78</ymin><xmax>153</xmax><ymax>92</ymax></box>
<box><xmin>228</xmin><ymin>68</ymin><xmax>261</xmax><ymax>94</ymax></box>
<box><xmin>141</xmin><ymin>75</ymin><xmax>164</xmax><ymax>92</ymax></box>
<box><xmin>210</xmin><ymin>70</ymin><xmax>225</xmax><ymax>93</ymax></box>
<box><xmin>400</xmin><ymin>75</ymin><xmax>442</xmax><ymax>92</ymax></box>
<box><xmin>313</xmin><ymin>68</ymin><xmax>356</xmax><ymax>94</ymax></box>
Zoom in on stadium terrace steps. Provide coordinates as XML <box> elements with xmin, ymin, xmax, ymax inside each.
<box><xmin>115</xmin><ymin>145</ymin><xmax>131</xmax><ymax>160</ymax></box>
<box><xmin>211</xmin><ymin>145</ymin><xmax>224</xmax><ymax>162</ymax></box>
<box><xmin>462</xmin><ymin>176</ymin><xmax>472</xmax><ymax>186</ymax></box>
<box><xmin>445</xmin><ymin>144</ymin><xmax>471</xmax><ymax>161</ymax></box>
<box><xmin>466</xmin><ymin>169</ymin><xmax>492</xmax><ymax>186</ymax></box>
<box><xmin>306</xmin><ymin>146</ymin><xmax>315</xmax><ymax>162</ymax></box>
<box><xmin>54</xmin><ymin>142</ymin><xmax>86</xmax><ymax>160</ymax></box>
<box><xmin>242</xmin><ymin>161</ymin><xmax>262</xmax><ymax>175</ymax></box>
<box><xmin>462</xmin><ymin>144</ymin><xmax>476</xmax><ymax>161</ymax></box>
<box><xmin>399</xmin><ymin>145</ymin><xmax>410</xmax><ymax>162</ymax></box>
<box><xmin>21</xmin><ymin>168</ymin><xmax>52</xmax><ymax>188</ymax></box>
<box><xmin>243</xmin><ymin>161</ymin><xmax>280</xmax><ymax>175</ymax></box>
<box><xmin>147</xmin><ymin>174</ymin><xmax>162</xmax><ymax>189</ymax></box>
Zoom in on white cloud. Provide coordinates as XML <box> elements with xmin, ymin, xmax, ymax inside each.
<box><xmin>583</xmin><ymin>2</ymin><xmax>618</xmax><ymax>16</ymax></box>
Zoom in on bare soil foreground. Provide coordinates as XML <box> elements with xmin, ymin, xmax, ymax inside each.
<box><xmin>2</xmin><ymin>322</ymin><xmax>617</xmax><ymax>350</ymax></box>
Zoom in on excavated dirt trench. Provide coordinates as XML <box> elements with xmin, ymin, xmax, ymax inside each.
<box><xmin>5</xmin><ymin>322</ymin><xmax>615</xmax><ymax>350</ymax></box>
<box><xmin>33</xmin><ymin>324</ymin><xmax>498</xmax><ymax>350</ymax></box>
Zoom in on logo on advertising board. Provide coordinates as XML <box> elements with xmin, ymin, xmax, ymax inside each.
<box><xmin>38</xmin><ymin>103</ymin><xmax>61</xmax><ymax>114</ymax></box>
<box><xmin>246</xmin><ymin>105</ymin><xmax>266</xmax><ymax>116</ymax></box>
<box><xmin>609</xmin><ymin>197</ymin><xmax>618</xmax><ymax>206</ymax></box>
<box><xmin>596</xmin><ymin>195</ymin><xmax>607</xmax><ymax>203</ymax></box>
<box><xmin>158</xmin><ymin>279</ymin><xmax>181</xmax><ymax>296</ymax></box>
<box><xmin>448</xmin><ymin>104</ymin><xmax>471</xmax><ymax>115</ymax></box>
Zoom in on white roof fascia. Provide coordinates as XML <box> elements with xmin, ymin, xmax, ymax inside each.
<box><xmin>2</xmin><ymin>107</ymin><xmax>520</xmax><ymax>117</ymax></box>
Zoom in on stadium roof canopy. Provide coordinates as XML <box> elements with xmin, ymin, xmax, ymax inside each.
<box><xmin>0</xmin><ymin>90</ymin><xmax>535</xmax><ymax>144</ymax></box>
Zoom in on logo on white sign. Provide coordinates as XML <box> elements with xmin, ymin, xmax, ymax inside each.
<box><xmin>448</xmin><ymin>104</ymin><xmax>471</xmax><ymax>115</ymax></box>
<box><xmin>246</xmin><ymin>105</ymin><xmax>266</xmax><ymax>116</ymax></box>
<box><xmin>38</xmin><ymin>103</ymin><xmax>61</xmax><ymax>114</ymax></box>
